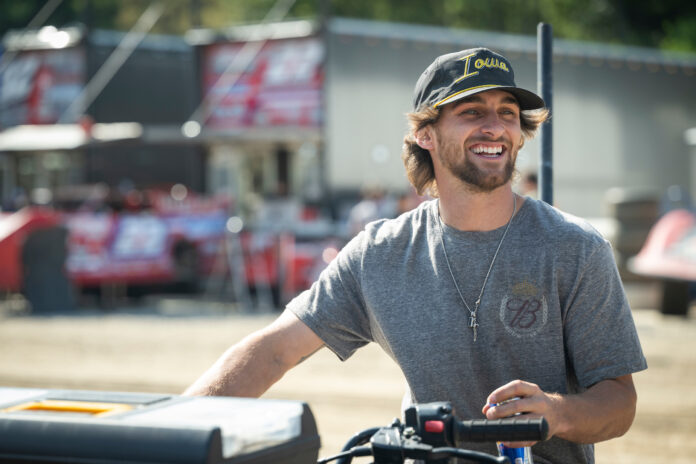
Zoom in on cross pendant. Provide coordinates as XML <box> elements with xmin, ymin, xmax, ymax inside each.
<box><xmin>468</xmin><ymin>315</ymin><xmax>479</xmax><ymax>342</ymax></box>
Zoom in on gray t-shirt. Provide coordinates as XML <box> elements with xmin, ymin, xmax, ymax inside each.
<box><xmin>288</xmin><ymin>197</ymin><xmax>647</xmax><ymax>464</ymax></box>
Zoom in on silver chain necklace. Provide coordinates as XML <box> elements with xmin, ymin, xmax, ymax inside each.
<box><xmin>436</xmin><ymin>194</ymin><xmax>517</xmax><ymax>342</ymax></box>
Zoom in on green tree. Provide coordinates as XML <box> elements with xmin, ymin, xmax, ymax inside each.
<box><xmin>1</xmin><ymin>0</ymin><xmax>695</xmax><ymax>52</ymax></box>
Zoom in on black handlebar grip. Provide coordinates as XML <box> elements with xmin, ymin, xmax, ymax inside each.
<box><xmin>455</xmin><ymin>417</ymin><xmax>549</xmax><ymax>443</ymax></box>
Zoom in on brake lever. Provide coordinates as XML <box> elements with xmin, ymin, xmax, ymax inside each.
<box><xmin>429</xmin><ymin>448</ymin><xmax>508</xmax><ymax>463</ymax></box>
<box><xmin>370</xmin><ymin>427</ymin><xmax>434</xmax><ymax>461</ymax></box>
<box><xmin>371</xmin><ymin>428</ymin><xmax>509</xmax><ymax>464</ymax></box>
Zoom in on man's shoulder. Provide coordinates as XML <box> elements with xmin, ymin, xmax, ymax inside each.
<box><xmin>363</xmin><ymin>200</ymin><xmax>434</xmax><ymax>244</ymax></box>
<box><xmin>524</xmin><ymin>197</ymin><xmax>609</xmax><ymax>247</ymax></box>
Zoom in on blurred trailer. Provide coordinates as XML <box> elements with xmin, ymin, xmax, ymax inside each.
<box><xmin>0</xmin><ymin>197</ymin><xmax>339</xmax><ymax>311</ymax></box>
<box><xmin>0</xmin><ymin>25</ymin><xmax>204</xmax><ymax>206</ymax></box>
<box><xmin>62</xmin><ymin>189</ymin><xmax>231</xmax><ymax>294</ymax></box>
<box><xmin>236</xmin><ymin>226</ymin><xmax>341</xmax><ymax>308</ymax></box>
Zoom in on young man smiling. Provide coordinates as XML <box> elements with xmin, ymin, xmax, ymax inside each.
<box><xmin>186</xmin><ymin>48</ymin><xmax>647</xmax><ymax>464</ymax></box>
<box><xmin>419</xmin><ymin>90</ymin><xmax>523</xmax><ymax>231</ymax></box>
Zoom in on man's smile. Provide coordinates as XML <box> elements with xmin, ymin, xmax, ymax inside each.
<box><xmin>469</xmin><ymin>143</ymin><xmax>506</xmax><ymax>159</ymax></box>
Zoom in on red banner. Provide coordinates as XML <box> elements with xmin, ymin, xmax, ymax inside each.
<box><xmin>0</xmin><ymin>48</ymin><xmax>85</xmax><ymax>127</ymax></box>
<box><xmin>200</xmin><ymin>37</ymin><xmax>323</xmax><ymax>129</ymax></box>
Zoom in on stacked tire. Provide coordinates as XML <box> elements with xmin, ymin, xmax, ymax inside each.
<box><xmin>604</xmin><ymin>188</ymin><xmax>659</xmax><ymax>281</ymax></box>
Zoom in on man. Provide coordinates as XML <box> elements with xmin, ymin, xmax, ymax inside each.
<box><xmin>347</xmin><ymin>185</ymin><xmax>394</xmax><ymax>236</ymax></box>
<box><xmin>185</xmin><ymin>48</ymin><xmax>647</xmax><ymax>464</ymax></box>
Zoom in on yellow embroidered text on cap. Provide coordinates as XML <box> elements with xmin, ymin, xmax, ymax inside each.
<box><xmin>475</xmin><ymin>57</ymin><xmax>509</xmax><ymax>72</ymax></box>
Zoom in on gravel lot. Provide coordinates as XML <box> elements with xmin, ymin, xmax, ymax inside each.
<box><xmin>0</xmin><ymin>281</ymin><xmax>694</xmax><ymax>463</ymax></box>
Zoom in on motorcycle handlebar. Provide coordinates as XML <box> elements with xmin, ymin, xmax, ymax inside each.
<box><xmin>323</xmin><ymin>401</ymin><xmax>550</xmax><ymax>464</ymax></box>
<box><xmin>409</xmin><ymin>401</ymin><xmax>548</xmax><ymax>447</ymax></box>
<box><xmin>456</xmin><ymin>417</ymin><xmax>549</xmax><ymax>443</ymax></box>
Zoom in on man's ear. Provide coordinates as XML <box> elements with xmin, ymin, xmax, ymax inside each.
<box><xmin>415</xmin><ymin>127</ymin><xmax>435</xmax><ymax>150</ymax></box>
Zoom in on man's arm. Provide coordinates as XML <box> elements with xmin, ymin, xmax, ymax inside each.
<box><xmin>482</xmin><ymin>375</ymin><xmax>637</xmax><ymax>445</ymax></box>
<box><xmin>183</xmin><ymin>309</ymin><xmax>325</xmax><ymax>397</ymax></box>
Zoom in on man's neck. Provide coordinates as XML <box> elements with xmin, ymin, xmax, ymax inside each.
<box><xmin>437</xmin><ymin>184</ymin><xmax>521</xmax><ymax>232</ymax></box>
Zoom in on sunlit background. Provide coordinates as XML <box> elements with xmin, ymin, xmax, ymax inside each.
<box><xmin>1</xmin><ymin>1</ymin><xmax>695</xmax><ymax>463</ymax></box>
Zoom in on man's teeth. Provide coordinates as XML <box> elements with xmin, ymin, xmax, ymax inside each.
<box><xmin>472</xmin><ymin>146</ymin><xmax>503</xmax><ymax>155</ymax></box>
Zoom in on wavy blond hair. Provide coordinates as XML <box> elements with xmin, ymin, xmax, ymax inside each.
<box><xmin>401</xmin><ymin>105</ymin><xmax>549</xmax><ymax>197</ymax></box>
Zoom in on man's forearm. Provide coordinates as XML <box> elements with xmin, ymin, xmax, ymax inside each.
<box><xmin>550</xmin><ymin>375</ymin><xmax>637</xmax><ymax>444</ymax></box>
<box><xmin>183</xmin><ymin>331</ymin><xmax>289</xmax><ymax>397</ymax></box>
<box><xmin>485</xmin><ymin>374</ymin><xmax>638</xmax><ymax>445</ymax></box>
<box><xmin>184</xmin><ymin>310</ymin><xmax>325</xmax><ymax>397</ymax></box>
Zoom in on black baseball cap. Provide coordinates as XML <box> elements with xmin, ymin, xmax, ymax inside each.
<box><xmin>412</xmin><ymin>47</ymin><xmax>545</xmax><ymax>111</ymax></box>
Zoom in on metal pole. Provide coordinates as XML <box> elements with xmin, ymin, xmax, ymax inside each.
<box><xmin>537</xmin><ymin>23</ymin><xmax>553</xmax><ymax>205</ymax></box>
<box><xmin>318</xmin><ymin>0</ymin><xmax>331</xmax><ymax>216</ymax></box>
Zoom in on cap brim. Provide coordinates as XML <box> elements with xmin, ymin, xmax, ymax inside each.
<box><xmin>435</xmin><ymin>85</ymin><xmax>545</xmax><ymax>111</ymax></box>
<box><xmin>502</xmin><ymin>87</ymin><xmax>546</xmax><ymax>110</ymax></box>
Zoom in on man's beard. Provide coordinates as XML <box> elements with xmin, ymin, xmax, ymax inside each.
<box><xmin>436</xmin><ymin>137</ymin><xmax>516</xmax><ymax>193</ymax></box>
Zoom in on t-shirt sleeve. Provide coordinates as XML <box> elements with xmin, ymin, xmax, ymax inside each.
<box><xmin>563</xmin><ymin>239</ymin><xmax>648</xmax><ymax>389</ymax></box>
<box><xmin>286</xmin><ymin>231</ymin><xmax>373</xmax><ymax>361</ymax></box>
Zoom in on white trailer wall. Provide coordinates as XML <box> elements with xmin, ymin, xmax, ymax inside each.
<box><xmin>325</xmin><ymin>18</ymin><xmax>696</xmax><ymax>218</ymax></box>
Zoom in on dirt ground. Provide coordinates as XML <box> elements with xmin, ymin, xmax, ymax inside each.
<box><xmin>0</xmin><ymin>281</ymin><xmax>694</xmax><ymax>463</ymax></box>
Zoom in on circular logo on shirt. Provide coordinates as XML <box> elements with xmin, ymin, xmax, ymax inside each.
<box><xmin>499</xmin><ymin>280</ymin><xmax>548</xmax><ymax>338</ymax></box>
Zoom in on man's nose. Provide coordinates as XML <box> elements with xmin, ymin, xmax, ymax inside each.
<box><xmin>479</xmin><ymin>113</ymin><xmax>505</xmax><ymax>138</ymax></box>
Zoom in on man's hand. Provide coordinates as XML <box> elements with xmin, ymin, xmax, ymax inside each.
<box><xmin>482</xmin><ymin>375</ymin><xmax>637</xmax><ymax>446</ymax></box>
<box><xmin>482</xmin><ymin>380</ymin><xmax>561</xmax><ymax>447</ymax></box>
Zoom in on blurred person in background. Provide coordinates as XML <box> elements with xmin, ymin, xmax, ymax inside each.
<box><xmin>396</xmin><ymin>187</ymin><xmax>428</xmax><ymax>215</ymax></box>
<box><xmin>185</xmin><ymin>47</ymin><xmax>646</xmax><ymax>464</ymax></box>
<box><xmin>347</xmin><ymin>184</ymin><xmax>395</xmax><ymax>236</ymax></box>
<box><xmin>518</xmin><ymin>170</ymin><xmax>539</xmax><ymax>199</ymax></box>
